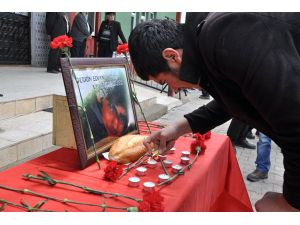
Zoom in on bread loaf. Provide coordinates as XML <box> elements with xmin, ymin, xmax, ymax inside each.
<box><xmin>109</xmin><ymin>135</ymin><xmax>148</xmax><ymax>164</ymax></box>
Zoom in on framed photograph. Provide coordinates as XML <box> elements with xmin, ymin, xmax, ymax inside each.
<box><xmin>60</xmin><ymin>58</ymin><xmax>139</xmax><ymax>169</ymax></box>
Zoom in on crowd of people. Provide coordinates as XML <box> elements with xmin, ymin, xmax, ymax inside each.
<box><xmin>45</xmin><ymin>12</ymin><xmax>127</xmax><ymax>73</ymax></box>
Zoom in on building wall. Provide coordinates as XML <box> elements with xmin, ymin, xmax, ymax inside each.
<box><xmin>31</xmin><ymin>12</ymin><xmax>50</xmax><ymax>67</ymax></box>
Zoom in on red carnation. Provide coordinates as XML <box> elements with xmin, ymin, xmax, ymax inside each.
<box><xmin>190</xmin><ymin>140</ymin><xmax>206</xmax><ymax>154</ymax></box>
<box><xmin>116</xmin><ymin>43</ymin><xmax>129</xmax><ymax>55</ymax></box>
<box><xmin>138</xmin><ymin>191</ymin><xmax>164</xmax><ymax>212</ymax></box>
<box><xmin>204</xmin><ymin>131</ymin><xmax>211</xmax><ymax>139</ymax></box>
<box><xmin>103</xmin><ymin>161</ymin><xmax>124</xmax><ymax>182</ymax></box>
<box><xmin>50</xmin><ymin>35</ymin><xmax>73</xmax><ymax>50</ymax></box>
<box><xmin>193</xmin><ymin>133</ymin><xmax>204</xmax><ymax>142</ymax></box>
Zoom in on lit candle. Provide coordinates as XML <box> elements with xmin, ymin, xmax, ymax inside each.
<box><xmin>181</xmin><ymin>156</ymin><xmax>190</xmax><ymax>165</ymax></box>
<box><xmin>143</xmin><ymin>181</ymin><xmax>156</xmax><ymax>192</ymax></box>
<box><xmin>147</xmin><ymin>159</ymin><xmax>158</xmax><ymax>168</ymax></box>
<box><xmin>158</xmin><ymin>154</ymin><xmax>167</xmax><ymax>161</ymax></box>
<box><xmin>128</xmin><ymin>177</ymin><xmax>140</xmax><ymax>187</ymax></box>
<box><xmin>163</xmin><ymin>159</ymin><xmax>173</xmax><ymax>168</ymax></box>
<box><xmin>136</xmin><ymin>166</ymin><xmax>147</xmax><ymax>176</ymax></box>
<box><xmin>158</xmin><ymin>174</ymin><xmax>170</xmax><ymax>183</ymax></box>
<box><xmin>181</xmin><ymin>151</ymin><xmax>190</xmax><ymax>157</ymax></box>
<box><xmin>172</xmin><ymin>164</ymin><xmax>182</xmax><ymax>173</ymax></box>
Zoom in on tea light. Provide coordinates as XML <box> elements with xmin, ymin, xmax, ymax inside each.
<box><xmin>181</xmin><ymin>156</ymin><xmax>190</xmax><ymax>165</ymax></box>
<box><xmin>147</xmin><ymin>159</ymin><xmax>158</xmax><ymax>168</ymax></box>
<box><xmin>172</xmin><ymin>164</ymin><xmax>182</xmax><ymax>173</ymax></box>
<box><xmin>143</xmin><ymin>181</ymin><xmax>156</xmax><ymax>192</ymax></box>
<box><xmin>163</xmin><ymin>159</ymin><xmax>173</xmax><ymax>168</ymax></box>
<box><xmin>181</xmin><ymin>151</ymin><xmax>190</xmax><ymax>157</ymax></box>
<box><xmin>158</xmin><ymin>154</ymin><xmax>167</xmax><ymax>161</ymax></box>
<box><xmin>136</xmin><ymin>166</ymin><xmax>147</xmax><ymax>176</ymax></box>
<box><xmin>158</xmin><ymin>174</ymin><xmax>170</xmax><ymax>183</ymax></box>
<box><xmin>128</xmin><ymin>177</ymin><xmax>140</xmax><ymax>187</ymax></box>
<box><xmin>169</xmin><ymin>147</ymin><xmax>176</xmax><ymax>154</ymax></box>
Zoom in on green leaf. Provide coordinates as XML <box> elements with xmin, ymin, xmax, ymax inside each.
<box><xmin>33</xmin><ymin>199</ymin><xmax>48</xmax><ymax>209</ymax></box>
<box><xmin>127</xmin><ymin>207</ymin><xmax>138</xmax><ymax>212</ymax></box>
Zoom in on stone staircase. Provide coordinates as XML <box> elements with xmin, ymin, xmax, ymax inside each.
<box><xmin>0</xmin><ymin>88</ymin><xmax>181</xmax><ymax>171</ymax></box>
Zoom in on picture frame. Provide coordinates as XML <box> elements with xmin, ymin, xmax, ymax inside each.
<box><xmin>60</xmin><ymin>57</ymin><xmax>139</xmax><ymax>169</ymax></box>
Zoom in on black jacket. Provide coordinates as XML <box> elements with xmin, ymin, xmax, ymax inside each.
<box><xmin>97</xmin><ymin>20</ymin><xmax>127</xmax><ymax>51</ymax></box>
<box><xmin>182</xmin><ymin>12</ymin><xmax>300</xmax><ymax>209</ymax></box>
<box><xmin>70</xmin><ymin>13</ymin><xmax>93</xmax><ymax>42</ymax></box>
<box><xmin>46</xmin><ymin>12</ymin><xmax>69</xmax><ymax>39</ymax></box>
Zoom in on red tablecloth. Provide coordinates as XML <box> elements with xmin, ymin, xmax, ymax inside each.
<box><xmin>0</xmin><ymin>133</ymin><xmax>252</xmax><ymax>212</ymax></box>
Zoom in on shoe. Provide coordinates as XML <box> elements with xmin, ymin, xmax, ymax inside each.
<box><xmin>235</xmin><ymin>139</ymin><xmax>256</xmax><ymax>149</ymax></box>
<box><xmin>199</xmin><ymin>95</ymin><xmax>210</xmax><ymax>100</ymax></box>
<box><xmin>246</xmin><ymin>131</ymin><xmax>255</xmax><ymax>139</ymax></box>
<box><xmin>47</xmin><ymin>69</ymin><xmax>59</xmax><ymax>74</ymax></box>
<box><xmin>247</xmin><ymin>169</ymin><xmax>268</xmax><ymax>182</ymax></box>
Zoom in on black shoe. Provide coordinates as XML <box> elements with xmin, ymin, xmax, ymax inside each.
<box><xmin>47</xmin><ymin>69</ymin><xmax>59</xmax><ymax>74</ymax></box>
<box><xmin>246</xmin><ymin>131</ymin><xmax>255</xmax><ymax>139</ymax></box>
<box><xmin>247</xmin><ymin>169</ymin><xmax>268</xmax><ymax>182</ymax></box>
<box><xmin>235</xmin><ymin>139</ymin><xmax>256</xmax><ymax>149</ymax></box>
<box><xmin>199</xmin><ymin>95</ymin><xmax>210</xmax><ymax>100</ymax></box>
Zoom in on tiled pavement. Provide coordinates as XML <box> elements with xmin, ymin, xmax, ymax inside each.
<box><xmin>154</xmin><ymin>89</ymin><xmax>284</xmax><ymax>211</ymax></box>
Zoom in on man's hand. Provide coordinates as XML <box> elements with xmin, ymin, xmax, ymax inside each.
<box><xmin>255</xmin><ymin>192</ymin><xmax>299</xmax><ymax>212</ymax></box>
<box><xmin>143</xmin><ymin>118</ymin><xmax>192</xmax><ymax>155</ymax></box>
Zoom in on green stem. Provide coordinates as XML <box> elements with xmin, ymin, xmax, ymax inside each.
<box><xmin>0</xmin><ymin>199</ymin><xmax>55</xmax><ymax>212</ymax></box>
<box><xmin>0</xmin><ymin>185</ymin><xmax>131</xmax><ymax>211</ymax></box>
<box><xmin>118</xmin><ymin>152</ymin><xmax>151</xmax><ymax>179</ymax></box>
<box><xmin>23</xmin><ymin>173</ymin><xmax>141</xmax><ymax>202</ymax></box>
<box><xmin>67</xmin><ymin>57</ymin><xmax>101</xmax><ymax>170</ymax></box>
<box><xmin>161</xmin><ymin>160</ymin><xmax>170</xmax><ymax>176</ymax></box>
<box><xmin>158</xmin><ymin>150</ymin><xmax>201</xmax><ymax>186</ymax></box>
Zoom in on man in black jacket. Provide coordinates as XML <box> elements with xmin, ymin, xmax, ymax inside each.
<box><xmin>46</xmin><ymin>12</ymin><xmax>70</xmax><ymax>73</ymax></box>
<box><xmin>97</xmin><ymin>12</ymin><xmax>127</xmax><ymax>57</ymax></box>
<box><xmin>128</xmin><ymin>13</ymin><xmax>300</xmax><ymax>211</ymax></box>
<box><xmin>70</xmin><ymin>12</ymin><xmax>93</xmax><ymax>57</ymax></box>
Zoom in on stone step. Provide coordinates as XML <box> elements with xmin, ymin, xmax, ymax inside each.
<box><xmin>0</xmin><ymin>111</ymin><xmax>55</xmax><ymax>170</ymax></box>
<box><xmin>0</xmin><ymin>95</ymin><xmax>53</xmax><ymax>120</ymax></box>
<box><xmin>136</xmin><ymin>103</ymin><xmax>168</xmax><ymax>122</ymax></box>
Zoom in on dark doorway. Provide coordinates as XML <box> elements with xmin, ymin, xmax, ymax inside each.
<box><xmin>0</xmin><ymin>13</ymin><xmax>31</xmax><ymax>64</ymax></box>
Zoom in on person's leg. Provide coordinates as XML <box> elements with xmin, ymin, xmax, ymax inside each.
<box><xmin>71</xmin><ymin>40</ymin><xmax>81</xmax><ymax>57</ymax></box>
<box><xmin>247</xmin><ymin>132</ymin><xmax>271</xmax><ymax>182</ymax></box>
<box><xmin>47</xmin><ymin>48</ymin><xmax>60</xmax><ymax>73</ymax></box>
<box><xmin>227</xmin><ymin>119</ymin><xmax>256</xmax><ymax>149</ymax></box>
<box><xmin>80</xmin><ymin>40</ymin><xmax>87</xmax><ymax>57</ymax></box>
<box><xmin>199</xmin><ymin>88</ymin><xmax>210</xmax><ymax>99</ymax></box>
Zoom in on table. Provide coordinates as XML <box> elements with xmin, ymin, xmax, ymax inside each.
<box><xmin>0</xmin><ymin>133</ymin><xmax>252</xmax><ymax>212</ymax></box>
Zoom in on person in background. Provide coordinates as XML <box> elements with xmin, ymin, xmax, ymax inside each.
<box><xmin>46</xmin><ymin>12</ymin><xmax>70</xmax><ymax>73</ymax></box>
<box><xmin>97</xmin><ymin>12</ymin><xmax>127</xmax><ymax>57</ymax></box>
<box><xmin>247</xmin><ymin>132</ymin><xmax>272</xmax><ymax>182</ymax></box>
<box><xmin>199</xmin><ymin>88</ymin><xmax>210</xmax><ymax>99</ymax></box>
<box><xmin>227</xmin><ymin>118</ymin><xmax>256</xmax><ymax>150</ymax></box>
<box><xmin>70</xmin><ymin>12</ymin><xmax>93</xmax><ymax>57</ymax></box>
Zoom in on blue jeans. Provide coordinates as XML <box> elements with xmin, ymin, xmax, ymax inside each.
<box><xmin>255</xmin><ymin>132</ymin><xmax>272</xmax><ymax>173</ymax></box>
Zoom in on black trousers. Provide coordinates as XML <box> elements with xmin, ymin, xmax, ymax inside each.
<box><xmin>201</xmin><ymin>88</ymin><xmax>210</xmax><ymax>97</ymax></box>
<box><xmin>227</xmin><ymin>118</ymin><xmax>250</xmax><ymax>143</ymax></box>
<box><xmin>47</xmin><ymin>48</ymin><xmax>61</xmax><ymax>71</ymax></box>
<box><xmin>98</xmin><ymin>42</ymin><xmax>113</xmax><ymax>57</ymax></box>
<box><xmin>71</xmin><ymin>40</ymin><xmax>87</xmax><ymax>57</ymax></box>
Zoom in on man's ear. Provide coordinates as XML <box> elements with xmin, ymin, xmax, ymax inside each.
<box><xmin>162</xmin><ymin>48</ymin><xmax>182</xmax><ymax>64</ymax></box>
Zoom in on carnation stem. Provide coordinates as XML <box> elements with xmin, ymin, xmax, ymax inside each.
<box><xmin>161</xmin><ymin>160</ymin><xmax>170</xmax><ymax>176</ymax></box>
<box><xmin>0</xmin><ymin>184</ymin><xmax>131</xmax><ymax>211</ymax></box>
<box><xmin>23</xmin><ymin>172</ymin><xmax>141</xmax><ymax>202</ymax></box>
<box><xmin>158</xmin><ymin>149</ymin><xmax>201</xmax><ymax>186</ymax></box>
<box><xmin>0</xmin><ymin>198</ymin><xmax>55</xmax><ymax>212</ymax></box>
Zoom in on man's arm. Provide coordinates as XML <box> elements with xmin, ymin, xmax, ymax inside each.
<box><xmin>184</xmin><ymin>99</ymin><xmax>232</xmax><ymax>134</ymax></box>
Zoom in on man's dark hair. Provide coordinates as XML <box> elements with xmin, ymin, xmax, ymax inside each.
<box><xmin>129</xmin><ymin>19</ymin><xmax>184</xmax><ymax>80</ymax></box>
